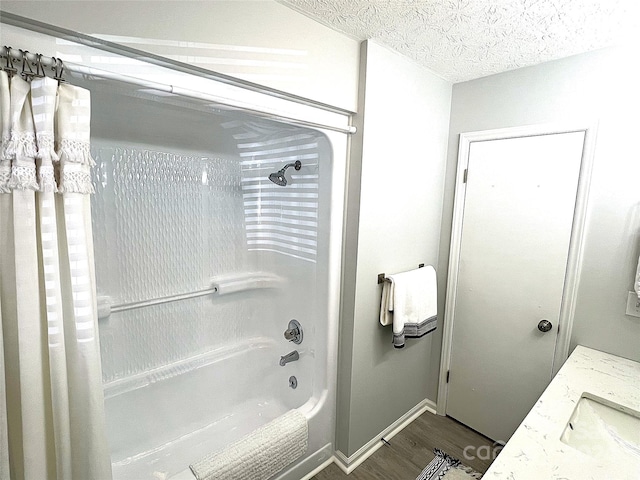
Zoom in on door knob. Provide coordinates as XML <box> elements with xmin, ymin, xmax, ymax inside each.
<box><xmin>537</xmin><ymin>319</ymin><xmax>553</xmax><ymax>333</ymax></box>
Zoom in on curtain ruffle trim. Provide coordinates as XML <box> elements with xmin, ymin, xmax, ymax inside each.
<box><xmin>36</xmin><ymin>132</ymin><xmax>60</xmax><ymax>163</ymax></box>
<box><xmin>59</xmin><ymin>170</ymin><xmax>94</xmax><ymax>194</ymax></box>
<box><xmin>38</xmin><ymin>165</ymin><xmax>58</xmax><ymax>193</ymax></box>
<box><xmin>0</xmin><ymin>164</ymin><xmax>10</xmax><ymax>194</ymax></box>
<box><xmin>57</xmin><ymin>139</ymin><xmax>95</xmax><ymax>167</ymax></box>
<box><xmin>8</xmin><ymin>164</ymin><xmax>39</xmax><ymax>191</ymax></box>
<box><xmin>0</xmin><ymin>134</ymin><xmax>11</xmax><ymax>161</ymax></box>
<box><xmin>5</xmin><ymin>131</ymin><xmax>38</xmax><ymax>160</ymax></box>
<box><xmin>0</xmin><ymin>163</ymin><xmax>95</xmax><ymax>194</ymax></box>
<box><xmin>0</xmin><ymin>166</ymin><xmax>93</xmax><ymax>194</ymax></box>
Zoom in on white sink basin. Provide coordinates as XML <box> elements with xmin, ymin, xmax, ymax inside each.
<box><xmin>560</xmin><ymin>393</ymin><xmax>640</xmax><ymax>466</ymax></box>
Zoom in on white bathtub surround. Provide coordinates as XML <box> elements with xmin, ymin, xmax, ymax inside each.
<box><xmin>379</xmin><ymin>266</ymin><xmax>438</xmax><ymax>348</ymax></box>
<box><xmin>483</xmin><ymin>346</ymin><xmax>640</xmax><ymax>479</ymax></box>
<box><xmin>0</xmin><ymin>71</ymin><xmax>111</xmax><ymax>478</ymax></box>
<box><xmin>189</xmin><ymin>409</ymin><xmax>308</xmax><ymax>480</ymax></box>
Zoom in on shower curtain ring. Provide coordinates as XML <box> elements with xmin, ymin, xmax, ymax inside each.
<box><xmin>34</xmin><ymin>53</ymin><xmax>46</xmax><ymax>78</ymax></box>
<box><xmin>2</xmin><ymin>46</ymin><xmax>17</xmax><ymax>77</ymax></box>
<box><xmin>19</xmin><ymin>49</ymin><xmax>37</xmax><ymax>80</ymax></box>
<box><xmin>52</xmin><ymin>57</ymin><xmax>65</xmax><ymax>82</ymax></box>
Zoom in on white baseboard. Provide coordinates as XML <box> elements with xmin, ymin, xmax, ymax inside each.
<box><xmin>334</xmin><ymin>398</ymin><xmax>437</xmax><ymax>474</ymax></box>
<box><xmin>300</xmin><ymin>457</ymin><xmax>336</xmax><ymax>480</ymax></box>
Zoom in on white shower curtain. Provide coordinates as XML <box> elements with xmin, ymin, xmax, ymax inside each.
<box><xmin>0</xmin><ymin>71</ymin><xmax>112</xmax><ymax>479</ymax></box>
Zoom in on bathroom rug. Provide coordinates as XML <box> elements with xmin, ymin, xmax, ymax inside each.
<box><xmin>416</xmin><ymin>448</ymin><xmax>483</xmax><ymax>480</ymax></box>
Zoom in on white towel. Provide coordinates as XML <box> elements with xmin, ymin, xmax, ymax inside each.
<box><xmin>380</xmin><ymin>266</ymin><xmax>437</xmax><ymax>348</ymax></box>
<box><xmin>189</xmin><ymin>409</ymin><xmax>307</xmax><ymax>480</ymax></box>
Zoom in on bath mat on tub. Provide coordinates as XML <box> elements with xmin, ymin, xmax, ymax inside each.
<box><xmin>189</xmin><ymin>409</ymin><xmax>307</xmax><ymax>480</ymax></box>
<box><xmin>417</xmin><ymin>449</ymin><xmax>483</xmax><ymax>480</ymax></box>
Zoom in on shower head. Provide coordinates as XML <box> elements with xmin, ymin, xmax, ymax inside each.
<box><xmin>268</xmin><ymin>171</ymin><xmax>288</xmax><ymax>187</ymax></box>
<box><xmin>268</xmin><ymin>160</ymin><xmax>302</xmax><ymax>186</ymax></box>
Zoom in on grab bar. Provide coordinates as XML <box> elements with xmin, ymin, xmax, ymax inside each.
<box><xmin>97</xmin><ymin>287</ymin><xmax>218</xmax><ymax>319</ymax></box>
<box><xmin>97</xmin><ymin>271</ymin><xmax>285</xmax><ymax>319</ymax></box>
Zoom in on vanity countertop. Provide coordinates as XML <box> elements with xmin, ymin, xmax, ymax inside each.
<box><xmin>483</xmin><ymin>345</ymin><xmax>640</xmax><ymax>480</ymax></box>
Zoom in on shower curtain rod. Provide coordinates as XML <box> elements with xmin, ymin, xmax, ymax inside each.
<box><xmin>1</xmin><ymin>12</ymin><xmax>356</xmax><ymax>135</ymax></box>
<box><xmin>64</xmin><ymin>62</ymin><xmax>357</xmax><ymax>135</ymax></box>
<box><xmin>2</xmin><ymin>45</ymin><xmax>355</xmax><ymax>134</ymax></box>
<box><xmin>1</xmin><ymin>12</ymin><xmax>353</xmax><ymax>115</ymax></box>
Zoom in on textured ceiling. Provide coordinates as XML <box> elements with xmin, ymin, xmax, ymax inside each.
<box><xmin>277</xmin><ymin>0</ymin><xmax>639</xmax><ymax>82</ymax></box>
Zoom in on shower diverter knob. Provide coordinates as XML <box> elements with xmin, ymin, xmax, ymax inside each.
<box><xmin>284</xmin><ymin>319</ymin><xmax>303</xmax><ymax>344</ymax></box>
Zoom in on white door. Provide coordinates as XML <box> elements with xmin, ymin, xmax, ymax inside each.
<box><xmin>446</xmin><ymin>132</ymin><xmax>585</xmax><ymax>442</ymax></box>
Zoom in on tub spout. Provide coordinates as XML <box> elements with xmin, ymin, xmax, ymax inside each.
<box><xmin>279</xmin><ymin>350</ymin><xmax>299</xmax><ymax>366</ymax></box>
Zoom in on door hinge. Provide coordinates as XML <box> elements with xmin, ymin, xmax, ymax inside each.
<box><xmin>446</xmin><ymin>370</ymin><xmax>450</xmax><ymax>383</ymax></box>
<box><xmin>463</xmin><ymin>169</ymin><xmax>468</xmax><ymax>183</ymax></box>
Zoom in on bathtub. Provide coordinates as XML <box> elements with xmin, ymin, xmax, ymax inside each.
<box><xmin>104</xmin><ymin>337</ymin><xmax>329</xmax><ymax>480</ymax></box>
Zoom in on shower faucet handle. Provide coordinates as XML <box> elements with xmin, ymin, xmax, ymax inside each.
<box><xmin>283</xmin><ymin>319</ymin><xmax>303</xmax><ymax>344</ymax></box>
<box><xmin>283</xmin><ymin>328</ymin><xmax>298</xmax><ymax>340</ymax></box>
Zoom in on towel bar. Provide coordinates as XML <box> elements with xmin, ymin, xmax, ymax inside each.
<box><xmin>377</xmin><ymin>263</ymin><xmax>424</xmax><ymax>284</ymax></box>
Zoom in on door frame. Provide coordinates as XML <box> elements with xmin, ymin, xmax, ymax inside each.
<box><xmin>436</xmin><ymin>122</ymin><xmax>598</xmax><ymax>416</ymax></box>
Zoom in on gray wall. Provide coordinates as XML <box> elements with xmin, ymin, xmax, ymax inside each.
<box><xmin>338</xmin><ymin>41</ymin><xmax>452</xmax><ymax>457</ymax></box>
<box><xmin>438</xmin><ymin>46</ymin><xmax>640</xmax><ymax>370</ymax></box>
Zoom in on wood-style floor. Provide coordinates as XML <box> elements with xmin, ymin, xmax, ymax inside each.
<box><xmin>312</xmin><ymin>410</ymin><xmax>497</xmax><ymax>480</ymax></box>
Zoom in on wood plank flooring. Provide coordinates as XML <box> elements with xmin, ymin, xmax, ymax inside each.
<box><xmin>313</xmin><ymin>410</ymin><xmax>497</xmax><ymax>480</ymax></box>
